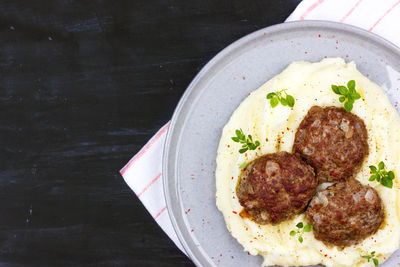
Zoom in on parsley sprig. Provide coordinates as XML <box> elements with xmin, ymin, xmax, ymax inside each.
<box><xmin>231</xmin><ymin>129</ymin><xmax>260</xmax><ymax>154</ymax></box>
<box><xmin>361</xmin><ymin>251</ymin><xmax>379</xmax><ymax>266</ymax></box>
<box><xmin>289</xmin><ymin>222</ymin><xmax>312</xmax><ymax>243</ymax></box>
<box><xmin>267</xmin><ymin>89</ymin><xmax>295</xmax><ymax>108</ymax></box>
<box><xmin>369</xmin><ymin>161</ymin><xmax>395</xmax><ymax>188</ymax></box>
<box><xmin>331</xmin><ymin>80</ymin><xmax>361</xmax><ymax>112</ymax></box>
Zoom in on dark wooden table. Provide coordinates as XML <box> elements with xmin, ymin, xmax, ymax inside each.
<box><xmin>0</xmin><ymin>0</ymin><xmax>301</xmax><ymax>266</ymax></box>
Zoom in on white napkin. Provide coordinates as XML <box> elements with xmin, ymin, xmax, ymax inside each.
<box><xmin>120</xmin><ymin>0</ymin><xmax>400</xmax><ymax>255</ymax></box>
<box><xmin>287</xmin><ymin>0</ymin><xmax>400</xmax><ymax>47</ymax></box>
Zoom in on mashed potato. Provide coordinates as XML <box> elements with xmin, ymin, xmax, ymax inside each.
<box><xmin>215</xmin><ymin>58</ymin><xmax>400</xmax><ymax>267</ymax></box>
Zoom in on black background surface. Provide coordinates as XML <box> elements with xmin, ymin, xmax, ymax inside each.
<box><xmin>0</xmin><ymin>0</ymin><xmax>301</xmax><ymax>266</ymax></box>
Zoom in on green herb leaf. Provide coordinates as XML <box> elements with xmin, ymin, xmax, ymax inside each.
<box><xmin>369</xmin><ymin>166</ymin><xmax>377</xmax><ymax>173</ymax></box>
<box><xmin>347</xmin><ymin>80</ymin><xmax>355</xmax><ymax>91</ymax></box>
<box><xmin>338</xmin><ymin>86</ymin><xmax>348</xmax><ymax>95</ymax></box>
<box><xmin>280</xmin><ymin>98</ymin><xmax>288</xmax><ymax>106</ymax></box>
<box><xmin>361</xmin><ymin>251</ymin><xmax>379</xmax><ymax>265</ymax></box>
<box><xmin>286</xmin><ymin>95</ymin><xmax>295</xmax><ymax>107</ymax></box>
<box><xmin>231</xmin><ymin>137</ymin><xmax>239</xmax><ymax>142</ymax></box>
<box><xmin>231</xmin><ymin>129</ymin><xmax>261</xmax><ymax>154</ymax></box>
<box><xmin>303</xmin><ymin>224</ymin><xmax>313</xmax><ymax>232</ymax></box>
<box><xmin>235</xmin><ymin>129</ymin><xmax>242</xmax><ymax>139</ymax></box>
<box><xmin>351</xmin><ymin>92</ymin><xmax>361</xmax><ymax>100</ymax></box>
<box><xmin>382</xmin><ymin>177</ymin><xmax>393</xmax><ymax>188</ymax></box>
<box><xmin>266</xmin><ymin>92</ymin><xmax>276</xmax><ymax>99</ymax></box>
<box><xmin>267</xmin><ymin>89</ymin><xmax>295</xmax><ymax>108</ymax></box>
<box><xmin>331</xmin><ymin>80</ymin><xmax>361</xmax><ymax>112</ymax></box>
<box><xmin>290</xmin><ymin>222</ymin><xmax>310</xmax><ymax>244</ymax></box>
<box><xmin>344</xmin><ymin>101</ymin><xmax>353</xmax><ymax>112</ymax></box>
<box><xmin>239</xmin><ymin>148</ymin><xmax>248</xmax><ymax>154</ymax></box>
<box><xmin>368</xmin><ymin>162</ymin><xmax>395</xmax><ymax>189</ymax></box>
<box><xmin>378</xmin><ymin>161</ymin><xmax>385</xmax><ymax>170</ymax></box>
<box><xmin>369</xmin><ymin>174</ymin><xmax>379</xmax><ymax>181</ymax></box>
<box><xmin>270</xmin><ymin>97</ymin><xmax>279</xmax><ymax>108</ymax></box>
<box><xmin>332</xmin><ymin>85</ymin><xmax>340</xmax><ymax>94</ymax></box>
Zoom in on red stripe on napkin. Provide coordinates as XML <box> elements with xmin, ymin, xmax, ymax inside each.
<box><xmin>154</xmin><ymin>206</ymin><xmax>167</xmax><ymax>219</ymax></box>
<box><xmin>300</xmin><ymin>0</ymin><xmax>324</xmax><ymax>20</ymax></box>
<box><xmin>137</xmin><ymin>172</ymin><xmax>162</xmax><ymax>198</ymax></box>
<box><xmin>340</xmin><ymin>0</ymin><xmax>364</xmax><ymax>22</ymax></box>
<box><xmin>369</xmin><ymin>0</ymin><xmax>400</xmax><ymax>31</ymax></box>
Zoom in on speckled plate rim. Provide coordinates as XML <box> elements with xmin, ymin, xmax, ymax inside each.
<box><xmin>162</xmin><ymin>20</ymin><xmax>400</xmax><ymax>267</ymax></box>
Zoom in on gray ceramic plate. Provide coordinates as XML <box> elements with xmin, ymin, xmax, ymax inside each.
<box><xmin>163</xmin><ymin>20</ymin><xmax>400</xmax><ymax>267</ymax></box>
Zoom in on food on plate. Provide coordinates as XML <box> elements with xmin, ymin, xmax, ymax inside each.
<box><xmin>266</xmin><ymin>89</ymin><xmax>295</xmax><ymax>108</ymax></box>
<box><xmin>215</xmin><ymin>58</ymin><xmax>400</xmax><ymax>267</ymax></box>
<box><xmin>231</xmin><ymin>128</ymin><xmax>261</xmax><ymax>154</ymax></box>
<box><xmin>369</xmin><ymin>161</ymin><xmax>396</xmax><ymax>188</ymax></box>
<box><xmin>237</xmin><ymin>151</ymin><xmax>317</xmax><ymax>225</ymax></box>
<box><xmin>306</xmin><ymin>178</ymin><xmax>384</xmax><ymax>247</ymax></box>
<box><xmin>331</xmin><ymin>79</ymin><xmax>362</xmax><ymax>112</ymax></box>
<box><xmin>293</xmin><ymin>106</ymin><xmax>369</xmax><ymax>182</ymax></box>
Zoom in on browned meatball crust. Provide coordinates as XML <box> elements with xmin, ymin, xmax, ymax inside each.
<box><xmin>306</xmin><ymin>179</ymin><xmax>384</xmax><ymax>247</ymax></box>
<box><xmin>237</xmin><ymin>152</ymin><xmax>317</xmax><ymax>225</ymax></box>
<box><xmin>293</xmin><ymin>106</ymin><xmax>369</xmax><ymax>182</ymax></box>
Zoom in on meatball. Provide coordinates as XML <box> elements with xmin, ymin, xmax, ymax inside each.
<box><xmin>237</xmin><ymin>152</ymin><xmax>317</xmax><ymax>225</ymax></box>
<box><xmin>293</xmin><ymin>106</ymin><xmax>369</xmax><ymax>182</ymax></box>
<box><xmin>306</xmin><ymin>179</ymin><xmax>384</xmax><ymax>247</ymax></box>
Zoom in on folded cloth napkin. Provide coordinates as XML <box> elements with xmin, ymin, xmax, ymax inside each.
<box><xmin>120</xmin><ymin>0</ymin><xmax>400</xmax><ymax>255</ymax></box>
